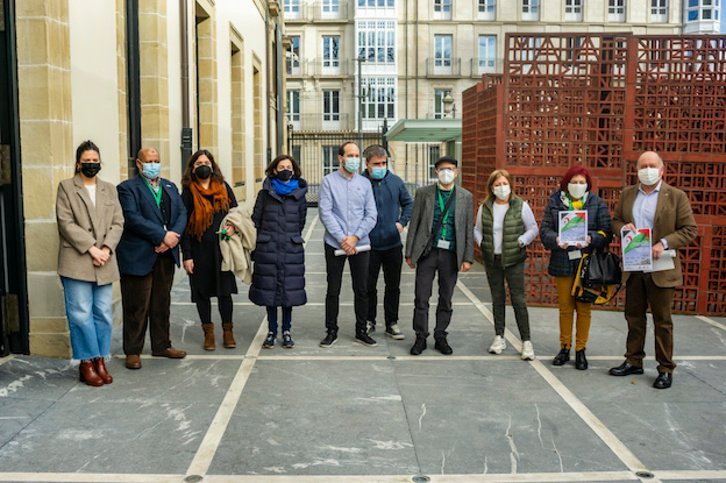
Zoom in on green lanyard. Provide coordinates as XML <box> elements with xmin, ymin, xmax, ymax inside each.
<box><xmin>437</xmin><ymin>187</ymin><xmax>453</xmax><ymax>238</ymax></box>
<box><xmin>142</xmin><ymin>177</ymin><xmax>163</xmax><ymax>208</ymax></box>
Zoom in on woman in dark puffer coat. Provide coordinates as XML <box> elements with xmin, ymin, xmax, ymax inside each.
<box><xmin>249</xmin><ymin>154</ymin><xmax>308</xmax><ymax>349</ymax></box>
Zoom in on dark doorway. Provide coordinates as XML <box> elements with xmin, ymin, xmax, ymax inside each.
<box><xmin>0</xmin><ymin>0</ymin><xmax>30</xmax><ymax>355</ymax></box>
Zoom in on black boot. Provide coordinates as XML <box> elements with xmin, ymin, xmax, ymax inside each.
<box><xmin>410</xmin><ymin>335</ymin><xmax>427</xmax><ymax>356</ymax></box>
<box><xmin>575</xmin><ymin>349</ymin><xmax>588</xmax><ymax>370</ymax></box>
<box><xmin>552</xmin><ymin>347</ymin><xmax>570</xmax><ymax>366</ymax></box>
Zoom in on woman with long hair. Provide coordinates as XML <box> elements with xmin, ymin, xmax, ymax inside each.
<box><xmin>539</xmin><ymin>165</ymin><xmax>612</xmax><ymax>370</ymax></box>
<box><xmin>249</xmin><ymin>154</ymin><xmax>308</xmax><ymax>349</ymax></box>
<box><xmin>56</xmin><ymin>140</ymin><xmax>124</xmax><ymax>386</ymax></box>
<box><xmin>180</xmin><ymin>149</ymin><xmax>238</xmax><ymax>350</ymax></box>
<box><xmin>474</xmin><ymin>169</ymin><xmax>539</xmax><ymax>360</ymax></box>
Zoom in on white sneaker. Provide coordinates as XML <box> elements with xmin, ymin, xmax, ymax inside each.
<box><xmin>521</xmin><ymin>340</ymin><xmax>535</xmax><ymax>361</ymax></box>
<box><xmin>488</xmin><ymin>335</ymin><xmax>506</xmax><ymax>354</ymax></box>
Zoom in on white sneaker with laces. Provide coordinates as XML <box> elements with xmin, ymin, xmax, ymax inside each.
<box><xmin>521</xmin><ymin>340</ymin><xmax>535</xmax><ymax>361</ymax></box>
<box><xmin>488</xmin><ymin>335</ymin><xmax>506</xmax><ymax>354</ymax></box>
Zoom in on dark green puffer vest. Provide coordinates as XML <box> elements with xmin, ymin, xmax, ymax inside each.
<box><xmin>480</xmin><ymin>195</ymin><xmax>527</xmax><ymax>268</ymax></box>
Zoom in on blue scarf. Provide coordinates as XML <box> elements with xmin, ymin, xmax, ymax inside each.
<box><xmin>271</xmin><ymin>177</ymin><xmax>299</xmax><ymax>196</ymax></box>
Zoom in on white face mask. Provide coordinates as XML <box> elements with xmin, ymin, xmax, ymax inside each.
<box><xmin>437</xmin><ymin>169</ymin><xmax>456</xmax><ymax>185</ymax></box>
<box><xmin>492</xmin><ymin>184</ymin><xmax>511</xmax><ymax>201</ymax></box>
<box><xmin>638</xmin><ymin>167</ymin><xmax>661</xmax><ymax>186</ymax></box>
<box><xmin>567</xmin><ymin>182</ymin><xmax>588</xmax><ymax>200</ymax></box>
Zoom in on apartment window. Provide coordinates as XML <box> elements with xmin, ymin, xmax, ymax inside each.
<box><xmin>565</xmin><ymin>0</ymin><xmax>583</xmax><ymax>21</ymax></box>
<box><xmin>427</xmin><ymin>145</ymin><xmax>441</xmax><ymax>181</ymax></box>
<box><xmin>322</xmin><ymin>90</ymin><xmax>340</xmax><ymax>123</ymax></box>
<box><xmin>434</xmin><ymin>34</ymin><xmax>453</xmax><ymax>68</ymax></box>
<box><xmin>608</xmin><ymin>0</ymin><xmax>626</xmax><ymax>21</ymax></box>
<box><xmin>322</xmin><ymin>35</ymin><xmax>340</xmax><ymax>70</ymax></box>
<box><xmin>322</xmin><ymin>0</ymin><xmax>340</xmax><ymax>14</ymax></box>
<box><xmin>357</xmin><ymin>20</ymin><xmax>396</xmax><ymax>63</ymax></box>
<box><xmin>651</xmin><ymin>0</ymin><xmax>668</xmax><ymax>21</ymax></box>
<box><xmin>287</xmin><ymin>89</ymin><xmax>300</xmax><ymax>125</ymax></box>
<box><xmin>478</xmin><ymin>0</ymin><xmax>496</xmax><ymax>20</ymax></box>
<box><xmin>522</xmin><ymin>0</ymin><xmax>540</xmax><ymax>20</ymax></box>
<box><xmin>478</xmin><ymin>35</ymin><xmax>496</xmax><ymax>73</ymax></box>
<box><xmin>434</xmin><ymin>0</ymin><xmax>452</xmax><ymax>19</ymax></box>
<box><xmin>284</xmin><ymin>0</ymin><xmax>301</xmax><ymax>18</ymax></box>
<box><xmin>362</xmin><ymin>77</ymin><xmax>395</xmax><ymax>120</ymax></box>
<box><xmin>687</xmin><ymin>0</ymin><xmax>720</xmax><ymax>21</ymax></box>
<box><xmin>433</xmin><ymin>89</ymin><xmax>447</xmax><ymax>119</ymax></box>
<box><xmin>322</xmin><ymin>145</ymin><xmax>338</xmax><ymax>175</ymax></box>
<box><xmin>286</xmin><ymin>35</ymin><xmax>301</xmax><ymax>75</ymax></box>
<box><xmin>358</xmin><ymin>0</ymin><xmax>395</xmax><ymax>7</ymax></box>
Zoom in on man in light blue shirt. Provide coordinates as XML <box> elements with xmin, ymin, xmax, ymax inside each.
<box><xmin>318</xmin><ymin>141</ymin><xmax>378</xmax><ymax>348</ymax></box>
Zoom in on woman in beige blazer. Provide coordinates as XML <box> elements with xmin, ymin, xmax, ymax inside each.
<box><xmin>56</xmin><ymin>140</ymin><xmax>124</xmax><ymax>386</ymax></box>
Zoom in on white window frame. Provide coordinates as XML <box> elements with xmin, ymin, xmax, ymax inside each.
<box><xmin>433</xmin><ymin>89</ymin><xmax>447</xmax><ymax>119</ymax></box>
<box><xmin>322</xmin><ymin>145</ymin><xmax>338</xmax><ymax>175</ymax></box>
<box><xmin>434</xmin><ymin>34</ymin><xmax>453</xmax><ymax>74</ymax></box>
<box><xmin>357</xmin><ymin>0</ymin><xmax>395</xmax><ymax>8</ymax></box>
<box><xmin>608</xmin><ymin>0</ymin><xmax>626</xmax><ymax>21</ymax></box>
<box><xmin>286</xmin><ymin>89</ymin><xmax>300</xmax><ymax>129</ymax></box>
<box><xmin>356</xmin><ymin>20</ymin><xmax>396</xmax><ymax>64</ymax></box>
<box><xmin>322</xmin><ymin>35</ymin><xmax>340</xmax><ymax>74</ymax></box>
<box><xmin>287</xmin><ymin>35</ymin><xmax>301</xmax><ymax>76</ymax></box>
<box><xmin>686</xmin><ymin>0</ymin><xmax>720</xmax><ymax>22</ymax></box>
<box><xmin>322</xmin><ymin>0</ymin><xmax>340</xmax><ymax>18</ymax></box>
<box><xmin>478</xmin><ymin>35</ymin><xmax>496</xmax><ymax>73</ymax></box>
<box><xmin>564</xmin><ymin>0</ymin><xmax>583</xmax><ymax>21</ymax></box>
<box><xmin>522</xmin><ymin>0</ymin><xmax>540</xmax><ymax>20</ymax></box>
<box><xmin>362</xmin><ymin>77</ymin><xmax>396</xmax><ymax>123</ymax></box>
<box><xmin>322</xmin><ymin>89</ymin><xmax>340</xmax><ymax>129</ymax></box>
<box><xmin>651</xmin><ymin>0</ymin><xmax>668</xmax><ymax>22</ymax></box>
<box><xmin>433</xmin><ymin>0</ymin><xmax>452</xmax><ymax>19</ymax></box>
<box><xmin>478</xmin><ymin>0</ymin><xmax>496</xmax><ymax>20</ymax></box>
<box><xmin>284</xmin><ymin>0</ymin><xmax>301</xmax><ymax>19</ymax></box>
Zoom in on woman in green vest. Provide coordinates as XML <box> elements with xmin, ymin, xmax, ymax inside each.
<box><xmin>474</xmin><ymin>169</ymin><xmax>539</xmax><ymax>360</ymax></box>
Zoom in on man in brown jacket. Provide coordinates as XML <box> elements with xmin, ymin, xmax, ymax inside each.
<box><xmin>610</xmin><ymin>151</ymin><xmax>698</xmax><ymax>389</ymax></box>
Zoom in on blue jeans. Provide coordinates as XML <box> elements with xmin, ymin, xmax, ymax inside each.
<box><xmin>61</xmin><ymin>277</ymin><xmax>113</xmax><ymax>360</ymax></box>
<box><xmin>266</xmin><ymin>306</ymin><xmax>292</xmax><ymax>334</ymax></box>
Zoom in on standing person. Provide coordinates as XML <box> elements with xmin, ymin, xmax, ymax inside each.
<box><xmin>405</xmin><ymin>156</ymin><xmax>474</xmax><ymax>356</ymax></box>
<box><xmin>56</xmin><ymin>140</ymin><xmax>124</xmax><ymax>386</ymax></box>
<box><xmin>180</xmin><ymin>149</ymin><xmax>238</xmax><ymax>351</ymax></box>
<box><xmin>117</xmin><ymin>147</ymin><xmax>188</xmax><ymax>370</ymax></box>
<box><xmin>539</xmin><ymin>165</ymin><xmax>612</xmax><ymax>370</ymax></box>
<box><xmin>362</xmin><ymin>145</ymin><xmax>413</xmax><ymax>341</ymax></box>
<box><xmin>249</xmin><ymin>154</ymin><xmax>308</xmax><ymax>349</ymax></box>
<box><xmin>474</xmin><ymin>169</ymin><xmax>538</xmax><ymax>360</ymax></box>
<box><xmin>318</xmin><ymin>141</ymin><xmax>378</xmax><ymax>348</ymax></box>
<box><xmin>609</xmin><ymin>151</ymin><xmax>697</xmax><ymax>389</ymax></box>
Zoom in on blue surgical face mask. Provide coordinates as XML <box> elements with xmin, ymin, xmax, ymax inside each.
<box><xmin>371</xmin><ymin>166</ymin><xmax>387</xmax><ymax>180</ymax></box>
<box><xmin>344</xmin><ymin>157</ymin><xmax>360</xmax><ymax>173</ymax></box>
<box><xmin>141</xmin><ymin>162</ymin><xmax>161</xmax><ymax>179</ymax></box>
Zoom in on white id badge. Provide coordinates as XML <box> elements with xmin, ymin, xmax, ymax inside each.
<box><xmin>437</xmin><ymin>240</ymin><xmax>451</xmax><ymax>250</ymax></box>
<box><xmin>568</xmin><ymin>249</ymin><xmax>582</xmax><ymax>260</ymax></box>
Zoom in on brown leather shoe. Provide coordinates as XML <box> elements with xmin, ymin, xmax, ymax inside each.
<box><xmin>79</xmin><ymin>360</ymin><xmax>104</xmax><ymax>386</ymax></box>
<box><xmin>152</xmin><ymin>347</ymin><xmax>187</xmax><ymax>359</ymax></box>
<box><xmin>125</xmin><ymin>354</ymin><xmax>142</xmax><ymax>370</ymax></box>
<box><xmin>202</xmin><ymin>323</ymin><xmax>216</xmax><ymax>351</ymax></box>
<box><xmin>222</xmin><ymin>322</ymin><xmax>236</xmax><ymax>349</ymax></box>
<box><xmin>93</xmin><ymin>357</ymin><xmax>113</xmax><ymax>384</ymax></box>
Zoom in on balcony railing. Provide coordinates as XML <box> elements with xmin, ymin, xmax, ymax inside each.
<box><xmin>426</xmin><ymin>57</ymin><xmax>462</xmax><ymax>77</ymax></box>
<box><xmin>288</xmin><ymin>113</ymin><xmax>352</xmax><ymax>132</ymax></box>
<box><xmin>283</xmin><ymin>2</ymin><xmax>349</xmax><ymax>22</ymax></box>
<box><xmin>287</xmin><ymin>59</ymin><xmax>355</xmax><ymax>77</ymax></box>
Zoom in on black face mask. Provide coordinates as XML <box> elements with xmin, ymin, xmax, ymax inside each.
<box><xmin>80</xmin><ymin>163</ymin><xmax>101</xmax><ymax>178</ymax></box>
<box><xmin>195</xmin><ymin>165</ymin><xmax>212</xmax><ymax>179</ymax></box>
<box><xmin>276</xmin><ymin>169</ymin><xmax>293</xmax><ymax>181</ymax></box>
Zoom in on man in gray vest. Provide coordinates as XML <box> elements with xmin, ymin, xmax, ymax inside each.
<box><xmin>405</xmin><ymin>156</ymin><xmax>474</xmax><ymax>355</ymax></box>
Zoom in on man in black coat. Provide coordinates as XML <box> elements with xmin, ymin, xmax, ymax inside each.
<box><xmin>117</xmin><ymin>147</ymin><xmax>188</xmax><ymax>369</ymax></box>
<box><xmin>362</xmin><ymin>145</ymin><xmax>413</xmax><ymax>340</ymax></box>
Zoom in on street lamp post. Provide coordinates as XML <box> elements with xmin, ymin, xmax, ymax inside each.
<box><xmin>356</xmin><ymin>56</ymin><xmax>365</xmax><ymax>149</ymax></box>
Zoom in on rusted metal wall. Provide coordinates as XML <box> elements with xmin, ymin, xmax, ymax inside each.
<box><xmin>462</xmin><ymin>33</ymin><xmax>726</xmax><ymax>315</ymax></box>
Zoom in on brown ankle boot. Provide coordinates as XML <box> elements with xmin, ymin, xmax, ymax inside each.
<box><xmin>93</xmin><ymin>357</ymin><xmax>113</xmax><ymax>384</ymax></box>
<box><xmin>222</xmin><ymin>322</ymin><xmax>236</xmax><ymax>349</ymax></box>
<box><xmin>202</xmin><ymin>323</ymin><xmax>216</xmax><ymax>351</ymax></box>
<box><xmin>79</xmin><ymin>360</ymin><xmax>104</xmax><ymax>386</ymax></box>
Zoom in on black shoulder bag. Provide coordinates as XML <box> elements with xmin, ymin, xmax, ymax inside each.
<box><xmin>419</xmin><ymin>188</ymin><xmax>456</xmax><ymax>261</ymax></box>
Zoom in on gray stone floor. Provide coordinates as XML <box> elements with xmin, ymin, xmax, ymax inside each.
<box><xmin>1</xmin><ymin>211</ymin><xmax>725</xmax><ymax>483</ymax></box>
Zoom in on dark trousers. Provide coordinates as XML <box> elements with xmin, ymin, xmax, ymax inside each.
<box><xmin>324</xmin><ymin>244</ymin><xmax>370</xmax><ymax>335</ymax></box>
<box><xmin>412</xmin><ymin>248</ymin><xmax>458</xmax><ymax>339</ymax></box>
<box><xmin>366</xmin><ymin>246</ymin><xmax>403</xmax><ymax>328</ymax></box>
<box><xmin>196</xmin><ymin>295</ymin><xmax>233</xmax><ymax>325</ymax></box>
<box><xmin>267</xmin><ymin>306</ymin><xmax>293</xmax><ymax>333</ymax></box>
<box><xmin>624</xmin><ymin>272</ymin><xmax>676</xmax><ymax>373</ymax></box>
<box><xmin>121</xmin><ymin>254</ymin><xmax>175</xmax><ymax>355</ymax></box>
<box><xmin>484</xmin><ymin>257</ymin><xmax>530</xmax><ymax>341</ymax></box>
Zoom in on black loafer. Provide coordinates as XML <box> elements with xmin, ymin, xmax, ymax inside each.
<box><xmin>653</xmin><ymin>372</ymin><xmax>672</xmax><ymax>389</ymax></box>
<box><xmin>608</xmin><ymin>361</ymin><xmax>644</xmax><ymax>376</ymax></box>
<box><xmin>552</xmin><ymin>347</ymin><xmax>570</xmax><ymax>366</ymax></box>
